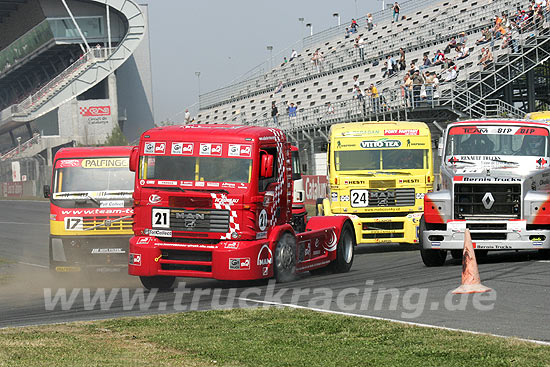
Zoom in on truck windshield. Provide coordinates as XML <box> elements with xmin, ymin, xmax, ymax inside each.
<box><xmin>335</xmin><ymin>149</ymin><xmax>428</xmax><ymax>171</ymax></box>
<box><xmin>445</xmin><ymin>126</ymin><xmax>549</xmax><ymax>156</ymax></box>
<box><xmin>54</xmin><ymin>158</ymin><xmax>134</xmax><ymax>193</ymax></box>
<box><xmin>291</xmin><ymin>150</ymin><xmax>302</xmax><ymax>180</ymax></box>
<box><xmin>139</xmin><ymin>156</ymin><xmax>252</xmax><ymax>183</ymax></box>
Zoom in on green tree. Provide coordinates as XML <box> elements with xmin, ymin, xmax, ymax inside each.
<box><xmin>104</xmin><ymin>124</ymin><xmax>129</xmax><ymax>146</ymax></box>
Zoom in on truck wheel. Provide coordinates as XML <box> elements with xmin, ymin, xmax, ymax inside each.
<box><xmin>330</xmin><ymin>221</ymin><xmax>355</xmax><ymax>273</ymax></box>
<box><xmin>419</xmin><ymin>217</ymin><xmax>446</xmax><ymax>267</ymax></box>
<box><xmin>139</xmin><ymin>276</ymin><xmax>175</xmax><ymax>291</ymax></box>
<box><xmin>450</xmin><ymin>249</ymin><xmax>463</xmax><ymax>260</ymax></box>
<box><xmin>539</xmin><ymin>249</ymin><xmax>550</xmax><ymax>260</ymax></box>
<box><xmin>475</xmin><ymin>250</ymin><xmax>489</xmax><ymax>259</ymax></box>
<box><xmin>274</xmin><ymin>233</ymin><xmax>296</xmax><ymax>283</ymax></box>
<box><xmin>315</xmin><ymin>198</ymin><xmax>324</xmax><ymax>216</ymax></box>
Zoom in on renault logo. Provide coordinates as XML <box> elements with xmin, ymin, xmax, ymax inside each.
<box><xmin>482</xmin><ymin>192</ymin><xmax>495</xmax><ymax>210</ymax></box>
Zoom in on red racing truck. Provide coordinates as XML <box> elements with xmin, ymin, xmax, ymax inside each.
<box><xmin>128</xmin><ymin>125</ymin><xmax>355</xmax><ymax>289</ymax></box>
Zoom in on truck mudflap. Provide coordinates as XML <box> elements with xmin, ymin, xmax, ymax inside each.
<box><xmin>129</xmin><ymin>223</ymin><xmax>343</xmax><ymax>281</ymax></box>
<box><xmin>422</xmin><ymin>220</ymin><xmax>550</xmax><ymax>250</ymax></box>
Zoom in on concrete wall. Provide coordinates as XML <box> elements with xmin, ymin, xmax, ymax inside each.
<box><xmin>116</xmin><ymin>4</ymin><xmax>154</xmax><ymax>142</ymax></box>
<box><xmin>0</xmin><ymin>0</ymin><xmax>46</xmax><ymax>50</ymax></box>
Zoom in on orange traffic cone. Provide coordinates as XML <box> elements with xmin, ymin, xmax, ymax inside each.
<box><xmin>452</xmin><ymin>229</ymin><xmax>492</xmax><ymax>294</ymax></box>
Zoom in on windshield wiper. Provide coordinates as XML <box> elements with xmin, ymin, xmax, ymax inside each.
<box><xmin>447</xmin><ymin>159</ymin><xmax>475</xmax><ymax>165</ymax></box>
<box><xmin>54</xmin><ymin>192</ymin><xmax>101</xmax><ymax>206</ymax></box>
<box><xmin>491</xmin><ymin>158</ymin><xmax>519</xmax><ymax>165</ymax></box>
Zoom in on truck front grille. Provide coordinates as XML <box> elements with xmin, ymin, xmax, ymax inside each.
<box><xmin>368</xmin><ymin>188</ymin><xmax>415</xmax><ymax>207</ymax></box>
<box><xmin>454</xmin><ymin>184</ymin><xmax>521</xmax><ymax>219</ymax></box>
<box><xmin>169</xmin><ymin>208</ymin><xmax>230</xmax><ymax>233</ymax></box>
<box><xmin>82</xmin><ymin>216</ymin><xmax>133</xmax><ymax>231</ymax></box>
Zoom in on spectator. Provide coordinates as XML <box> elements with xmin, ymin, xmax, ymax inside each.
<box><xmin>350</xmin><ymin>19</ymin><xmax>358</xmax><ymax>33</ymax></box>
<box><xmin>456</xmin><ymin>32</ymin><xmax>467</xmax><ymax>49</ymax></box>
<box><xmin>326</xmin><ymin>102</ymin><xmax>335</xmax><ymax>115</ymax></box>
<box><xmin>184</xmin><ymin>109</ymin><xmax>191</xmax><ymax>123</ymax></box>
<box><xmin>442</xmin><ymin>66</ymin><xmax>458</xmax><ymax>82</ymax></box>
<box><xmin>401</xmin><ymin>73</ymin><xmax>413</xmax><ymax>106</ymax></box>
<box><xmin>355</xmin><ymin>35</ymin><xmax>366</xmax><ymax>60</ymax></box>
<box><xmin>419</xmin><ymin>54</ymin><xmax>432</xmax><ymax>70</ymax></box>
<box><xmin>283</xmin><ymin>57</ymin><xmax>288</xmax><ymax>64</ymax></box>
<box><xmin>476</xmin><ymin>28</ymin><xmax>492</xmax><ymax>45</ymax></box>
<box><xmin>399</xmin><ymin>48</ymin><xmax>406</xmax><ymax>71</ymax></box>
<box><xmin>345</xmin><ymin>27</ymin><xmax>353</xmax><ymax>38</ymax></box>
<box><xmin>383</xmin><ymin>56</ymin><xmax>397</xmax><ymax>77</ymax></box>
<box><xmin>510</xmin><ymin>23</ymin><xmax>520</xmax><ymax>53</ymax></box>
<box><xmin>354</xmin><ymin>85</ymin><xmax>364</xmax><ymax>101</ymax></box>
<box><xmin>424</xmin><ymin>71</ymin><xmax>435</xmax><ymax>103</ymax></box>
<box><xmin>433</xmin><ymin>50</ymin><xmax>445</xmax><ymax>66</ymax></box>
<box><xmin>290</xmin><ymin>49</ymin><xmax>298</xmax><ymax>61</ymax></box>
<box><xmin>274</xmin><ymin>81</ymin><xmax>283</xmax><ymax>94</ymax></box>
<box><xmin>271</xmin><ymin>101</ymin><xmax>279</xmax><ymax>125</ymax></box>
<box><xmin>370</xmin><ymin>84</ymin><xmax>380</xmax><ymax>112</ymax></box>
<box><xmin>454</xmin><ymin>44</ymin><xmax>469</xmax><ymax>60</ymax></box>
<box><xmin>288</xmin><ymin>102</ymin><xmax>297</xmax><ymax>125</ymax></box>
<box><xmin>367</xmin><ymin>13</ymin><xmax>374</xmax><ymax>31</ymax></box>
<box><xmin>444</xmin><ymin>37</ymin><xmax>457</xmax><ymax>54</ymax></box>
<box><xmin>353</xmin><ymin>75</ymin><xmax>360</xmax><ymax>89</ymax></box>
<box><xmin>408</xmin><ymin>61</ymin><xmax>418</xmax><ymax>75</ymax></box>
<box><xmin>412</xmin><ymin>71</ymin><xmax>424</xmax><ymax>107</ymax></box>
<box><xmin>478</xmin><ymin>47</ymin><xmax>494</xmax><ymax>69</ymax></box>
<box><xmin>393</xmin><ymin>2</ymin><xmax>401</xmax><ymax>23</ymax></box>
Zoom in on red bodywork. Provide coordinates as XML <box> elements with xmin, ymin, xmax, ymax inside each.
<box><xmin>129</xmin><ymin>125</ymin><xmax>350</xmax><ymax>281</ymax></box>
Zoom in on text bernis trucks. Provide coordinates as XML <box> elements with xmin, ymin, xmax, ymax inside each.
<box><xmin>421</xmin><ymin>119</ymin><xmax>550</xmax><ymax>266</ymax></box>
<box><xmin>44</xmin><ymin>146</ymin><xmax>135</xmax><ymax>273</ymax></box>
<box><xmin>128</xmin><ymin>125</ymin><xmax>355</xmax><ymax>289</ymax></box>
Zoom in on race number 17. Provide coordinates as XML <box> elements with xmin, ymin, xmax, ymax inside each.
<box><xmin>64</xmin><ymin>217</ymin><xmax>83</xmax><ymax>230</ymax></box>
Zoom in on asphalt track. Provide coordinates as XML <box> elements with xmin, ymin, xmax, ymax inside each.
<box><xmin>0</xmin><ymin>200</ymin><xmax>549</xmax><ymax>343</ymax></box>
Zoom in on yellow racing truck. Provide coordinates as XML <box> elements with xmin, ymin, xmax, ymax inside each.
<box><xmin>317</xmin><ymin>121</ymin><xmax>434</xmax><ymax>245</ymax></box>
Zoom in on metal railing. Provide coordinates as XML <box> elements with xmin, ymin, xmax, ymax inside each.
<box><xmin>0</xmin><ymin>133</ymin><xmax>41</xmax><ymax>161</ymax></box>
<box><xmin>199</xmin><ymin>0</ymin><xmax>525</xmax><ymax>111</ymax></box>
<box><xmin>2</xmin><ymin>47</ymin><xmax>114</xmax><ymax>120</ymax></box>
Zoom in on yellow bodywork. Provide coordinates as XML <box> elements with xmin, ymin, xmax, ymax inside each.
<box><xmin>323</xmin><ymin>121</ymin><xmax>434</xmax><ymax>245</ymax></box>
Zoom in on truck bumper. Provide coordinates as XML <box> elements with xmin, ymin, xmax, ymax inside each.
<box><xmin>128</xmin><ymin>236</ymin><xmax>274</xmax><ymax>280</ymax></box>
<box><xmin>349</xmin><ymin>213</ymin><xmax>422</xmax><ymax>245</ymax></box>
<box><xmin>49</xmin><ymin>235</ymin><xmax>130</xmax><ymax>273</ymax></box>
<box><xmin>422</xmin><ymin>220</ymin><xmax>550</xmax><ymax>250</ymax></box>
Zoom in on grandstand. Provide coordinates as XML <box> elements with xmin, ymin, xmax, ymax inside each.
<box><xmin>0</xmin><ymin>0</ymin><xmax>153</xmax><ymax>195</ymax></box>
<box><xmin>196</xmin><ymin>0</ymin><xmax>550</xmax><ymax>173</ymax></box>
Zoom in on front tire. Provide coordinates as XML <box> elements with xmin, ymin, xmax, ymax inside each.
<box><xmin>330</xmin><ymin>222</ymin><xmax>355</xmax><ymax>273</ymax></box>
<box><xmin>274</xmin><ymin>233</ymin><xmax>296</xmax><ymax>283</ymax></box>
<box><xmin>419</xmin><ymin>216</ymin><xmax>447</xmax><ymax>267</ymax></box>
<box><xmin>539</xmin><ymin>249</ymin><xmax>550</xmax><ymax>260</ymax></box>
<box><xmin>450</xmin><ymin>249</ymin><xmax>463</xmax><ymax>260</ymax></box>
<box><xmin>139</xmin><ymin>276</ymin><xmax>175</xmax><ymax>291</ymax></box>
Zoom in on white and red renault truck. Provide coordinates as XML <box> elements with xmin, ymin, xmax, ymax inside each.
<box><xmin>421</xmin><ymin>119</ymin><xmax>550</xmax><ymax>266</ymax></box>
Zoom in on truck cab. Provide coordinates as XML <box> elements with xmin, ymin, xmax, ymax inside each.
<box><xmin>421</xmin><ymin>119</ymin><xmax>550</xmax><ymax>266</ymax></box>
<box><xmin>319</xmin><ymin>121</ymin><xmax>434</xmax><ymax>245</ymax></box>
<box><xmin>291</xmin><ymin>146</ymin><xmax>307</xmax><ymax>232</ymax></box>
<box><xmin>45</xmin><ymin>146</ymin><xmax>134</xmax><ymax>273</ymax></box>
<box><xmin>129</xmin><ymin>125</ymin><xmax>355</xmax><ymax>289</ymax></box>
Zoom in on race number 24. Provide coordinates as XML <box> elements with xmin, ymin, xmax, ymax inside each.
<box><xmin>350</xmin><ymin>190</ymin><xmax>369</xmax><ymax>207</ymax></box>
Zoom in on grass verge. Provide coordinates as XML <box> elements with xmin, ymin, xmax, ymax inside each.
<box><xmin>0</xmin><ymin>307</ymin><xmax>549</xmax><ymax>366</ymax></box>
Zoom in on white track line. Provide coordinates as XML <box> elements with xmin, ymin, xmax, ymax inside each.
<box><xmin>0</xmin><ymin>222</ymin><xmax>48</xmax><ymax>226</ymax></box>
<box><xmin>0</xmin><ymin>200</ymin><xmax>48</xmax><ymax>203</ymax></box>
<box><xmin>238</xmin><ymin>297</ymin><xmax>550</xmax><ymax>346</ymax></box>
<box><xmin>18</xmin><ymin>262</ymin><xmax>48</xmax><ymax>269</ymax></box>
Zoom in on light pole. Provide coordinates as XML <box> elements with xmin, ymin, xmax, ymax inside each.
<box><xmin>298</xmin><ymin>17</ymin><xmax>305</xmax><ymax>49</ymax></box>
<box><xmin>378</xmin><ymin>0</ymin><xmax>386</xmax><ymax>11</ymax></box>
<box><xmin>266</xmin><ymin>45</ymin><xmax>273</xmax><ymax>70</ymax></box>
<box><xmin>333</xmin><ymin>13</ymin><xmax>341</xmax><ymax>27</ymax></box>
<box><xmin>306</xmin><ymin>23</ymin><xmax>313</xmax><ymax>36</ymax></box>
<box><xmin>195</xmin><ymin>71</ymin><xmax>201</xmax><ymax>104</ymax></box>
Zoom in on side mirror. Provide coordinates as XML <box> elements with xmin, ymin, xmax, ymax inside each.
<box><xmin>437</xmin><ymin>139</ymin><xmax>444</xmax><ymax>157</ymax></box>
<box><xmin>43</xmin><ymin>185</ymin><xmax>50</xmax><ymax>199</ymax></box>
<box><xmin>260</xmin><ymin>153</ymin><xmax>274</xmax><ymax>178</ymax></box>
<box><xmin>129</xmin><ymin>146</ymin><xmax>139</xmax><ymax>172</ymax></box>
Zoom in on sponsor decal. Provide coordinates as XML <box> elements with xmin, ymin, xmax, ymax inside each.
<box><xmin>323</xmin><ymin>230</ymin><xmax>338</xmax><ymax>252</ymax></box>
<box><xmin>533</xmin><ymin>242</ymin><xmax>543</xmax><ymax>246</ymax></box>
<box><xmin>59</xmin><ymin>159</ymin><xmax>81</xmax><ymax>168</ymax></box>
<box><xmin>214</xmin><ymin>195</ymin><xmax>239</xmax><ymax>206</ymax></box>
<box><xmin>222</xmin><ymin>182</ymin><xmax>236</xmax><ymax>188</ymax></box>
<box><xmin>262</xmin><ymin>266</ymin><xmax>269</xmax><ymax>276</ymax></box>
<box><xmin>340</xmin><ymin>195</ymin><xmax>350</xmax><ymax>202</ymax></box>
<box><xmin>256</xmin><ymin>231</ymin><xmax>267</xmax><ymax>239</ymax></box>
<box><xmin>60</xmin><ymin>208</ymin><xmax>133</xmax><ymax>215</ymax></box>
<box><xmin>199</xmin><ymin>143</ymin><xmax>223</xmax><ymax>156</ymax></box>
<box><xmin>224</xmin><ymin>242</ymin><xmax>239</xmax><ymax>249</ymax></box>
<box><xmin>207</xmin><ymin>182</ymin><xmax>220</xmax><ymax>187</ymax></box>
<box><xmin>146</xmin><ymin>180</ymin><xmax>155</xmax><ymax>184</ymax></box>
<box><xmin>91</xmin><ymin>248</ymin><xmax>125</xmax><ymax>254</ymax></box>
<box><xmin>148</xmin><ymin>229</ymin><xmax>172</xmax><ymax>237</ymax></box>
<box><xmin>431</xmin><ymin>242</ymin><xmax>441</xmax><ymax>247</ymax></box>
<box><xmin>144</xmin><ymin>142</ymin><xmax>166</xmax><ymax>155</ymax></box>
<box><xmin>474</xmin><ymin>243</ymin><xmax>512</xmax><ymax>250</ymax></box>
<box><xmin>228</xmin><ymin>144</ymin><xmax>252</xmax><ymax>157</ymax></box>
<box><xmin>181</xmin><ymin>181</ymin><xmax>194</xmax><ymax>187</ymax></box>
<box><xmin>450</xmin><ymin>126</ymin><xmax>549</xmax><ymax>136</ymax></box>
<box><xmin>81</xmin><ymin>158</ymin><xmax>129</xmax><ymax>168</ymax></box>
<box><xmin>537</xmin><ymin>158</ymin><xmax>548</xmax><ymax>167</ymax></box>
<box><xmin>229</xmin><ymin>258</ymin><xmax>250</xmax><ymax>270</ymax></box>
<box><xmin>100</xmin><ymin>200</ymin><xmax>124</xmax><ymax>208</ymax></box>
<box><xmin>172</xmin><ymin>142</ymin><xmax>194</xmax><ymax>155</ymax></box>
<box><xmin>195</xmin><ymin>181</ymin><xmax>205</xmax><ymax>187</ymax></box>
<box><xmin>137</xmin><ymin>237</ymin><xmax>151</xmax><ymax>245</ymax></box>
<box><xmin>384</xmin><ymin>129</ymin><xmax>419</xmax><ymax>136</ymax></box>
<box><xmin>79</xmin><ymin>106</ymin><xmax>110</xmax><ymax>116</ymax></box>
<box><xmin>158</xmin><ymin>180</ymin><xmax>178</xmax><ymax>186</ymax></box>
<box><xmin>129</xmin><ymin>253</ymin><xmax>141</xmax><ymax>266</ymax></box>
<box><xmin>331</xmin><ymin>192</ymin><xmax>338</xmax><ymax>202</ymax></box>
<box><xmin>399</xmin><ymin>178</ymin><xmax>420</xmax><ymax>183</ymax></box>
<box><xmin>360</xmin><ymin>139</ymin><xmax>401</xmax><ymax>149</ymax></box>
<box><xmin>55</xmin><ymin>266</ymin><xmax>81</xmax><ymax>272</ymax></box>
<box><xmin>257</xmin><ymin>244</ymin><xmax>273</xmax><ymax>266</ymax></box>
<box><xmin>140</xmin><ymin>179</ymin><xmax>145</xmax><ymax>185</ymax></box>
<box><xmin>344</xmin><ymin>180</ymin><xmax>365</xmax><ymax>185</ymax></box>
<box><xmin>149</xmin><ymin>194</ymin><xmax>161</xmax><ymax>204</ymax></box>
